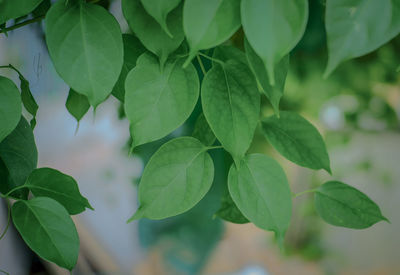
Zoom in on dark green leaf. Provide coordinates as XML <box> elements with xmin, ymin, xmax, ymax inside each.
<box><xmin>25</xmin><ymin>167</ymin><xmax>93</xmax><ymax>215</ymax></box>
<box><xmin>0</xmin><ymin>117</ymin><xmax>37</xmax><ymax>198</ymax></box>
<box><xmin>241</xmin><ymin>0</ymin><xmax>308</xmax><ymax>84</ymax></box>
<box><xmin>129</xmin><ymin>137</ymin><xmax>214</xmax><ymax>220</ymax></box>
<box><xmin>213</xmin><ymin>45</ymin><xmax>247</xmax><ymax>64</ymax></box>
<box><xmin>122</xmin><ymin>0</ymin><xmax>184</xmax><ymax>66</ymax></box>
<box><xmin>324</xmin><ymin>0</ymin><xmax>400</xmax><ymax>76</ymax></box>
<box><xmin>65</xmin><ymin>89</ymin><xmax>90</xmax><ymax>123</ymax></box>
<box><xmin>201</xmin><ymin>59</ymin><xmax>260</xmax><ymax>159</ymax></box>
<box><xmin>228</xmin><ymin>154</ymin><xmax>292</xmax><ymax>244</ymax></box>
<box><xmin>0</xmin><ymin>0</ymin><xmax>44</xmax><ymax>25</ymax></box>
<box><xmin>315</xmin><ymin>181</ymin><xmax>389</xmax><ymax>229</ymax></box>
<box><xmin>192</xmin><ymin>113</ymin><xmax>216</xmax><ymax>146</ymax></box>
<box><xmin>183</xmin><ymin>0</ymin><xmax>241</xmax><ymax>64</ymax></box>
<box><xmin>45</xmin><ymin>1</ymin><xmax>123</xmax><ymax>107</ymax></box>
<box><xmin>19</xmin><ymin>73</ymin><xmax>38</xmax><ymax>129</ymax></box>
<box><xmin>111</xmin><ymin>34</ymin><xmax>146</xmax><ymax>102</ymax></box>
<box><xmin>244</xmin><ymin>38</ymin><xmax>289</xmax><ymax>114</ymax></box>
<box><xmin>0</xmin><ymin>75</ymin><xmax>21</xmax><ymax>143</ymax></box>
<box><xmin>216</xmin><ymin>190</ymin><xmax>248</xmax><ymax>224</ymax></box>
<box><xmin>32</xmin><ymin>0</ymin><xmax>50</xmax><ymax>17</ymax></box>
<box><xmin>261</xmin><ymin>111</ymin><xmax>331</xmax><ymax>173</ymax></box>
<box><xmin>125</xmin><ymin>53</ymin><xmax>199</xmax><ymax>148</ymax></box>
<box><xmin>11</xmin><ymin>197</ymin><xmax>79</xmax><ymax>270</ymax></box>
<box><xmin>140</xmin><ymin>0</ymin><xmax>181</xmax><ymax>37</ymax></box>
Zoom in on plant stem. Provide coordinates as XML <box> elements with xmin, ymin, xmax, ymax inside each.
<box><xmin>198</xmin><ymin>52</ymin><xmax>224</xmax><ymax>66</ymax></box>
<box><xmin>196</xmin><ymin>55</ymin><xmax>207</xmax><ymax>75</ymax></box>
<box><xmin>0</xmin><ymin>15</ymin><xmax>45</xmax><ymax>34</ymax></box>
<box><xmin>292</xmin><ymin>188</ymin><xmax>318</xmax><ymax>198</ymax></box>
<box><xmin>3</xmin><ymin>185</ymin><xmax>27</xmax><ymax>198</ymax></box>
<box><xmin>207</xmin><ymin>145</ymin><xmax>223</xmax><ymax>151</ymax></box>
<box><xmin>0</xmin><ymin>199</ymin><xmax>11</xmax><ymax>241</ymax></box>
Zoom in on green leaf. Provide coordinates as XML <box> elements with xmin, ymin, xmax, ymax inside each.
<box><xmin>192</xmin><ymin>113</ymin><xmax>216</xmax><ymax>146</ymax></box>
<box><xmin>261</xmin><ymin>111</ymin><xmax>331</xmax><ymax>173</ymax></box>
<box><xmin>32</xmin><ymin>0</ymin><xmax>50</xmax><ymax>17</ymax></box>
<box><xmin>18</xmin><ymin>72</ymin><xmax>38</xmax><ymax>129</ymax></box>
<box><xmin>241</xmin><ymin>0</ymin><xmax>308</xmax><ymax>84</ymax></box>
<box><xmin>45</xmin><ymin>1</ymin><xmax>123</xmax><ymax>107</ymax></box>
<box><xmin>111</xmin><ymin>34</ymin><xmax>146</xmax><ymax>102</ymax></box>
<box><xmin>24</xmin><ymin>167</ymin><xmax>93</xmax><ymax>215</ymax></box>
<box><xmin>314</xmin><ymin>181</ymin><xmax>389</xmax><ymax>229</ymax></box>
<box><xmin>140</xmin><ymin>0</ymin><xmax>181</xmax><ymax>37</ymax></box>
<box><xmin>213</xmin><ymin>45</ymin><xmax>247</xmax><ymax>65</ymax></box>
<box><xmin>201</xmin><ymin>59</ymin><xmax>260</xmax><ymax>159</ymax></box>
<box><xmin>0</xmin><ymin>117</ymin><xmax>37</xmax><ymax>199</ymax></box>
<box><xmin>0</xmin><ymin>75</ymin><xmax>21</xmax><ymax>143</ymax></box>
<box><xmin>216</xmin><ymin>190</ymin><xmax>249</xmax><ymax>224</ymax></box>
<box><xmin>122</xmin><ymin>0</ymin><xmax>184</xmax><ymax>66</ymax></box>
<box><xmin>65</xmin><ymin>89</ymin><xmax>90</xmax><ymax>123</ymax></box>
<box><xmin>244</xmin><ymin>38</ymin><xmax>289</xmax><ymax>114</ymax></box>
<box><xmin>324</xmin><ymin>0</ymin><xmax>400</xmax><ymax>77</ymax></box>
<box><xmin>228</xmin><ymin>154</ymin><xmax>292</xmax><ymax>243</ymax></box>
<box><xmin>183</xmin><ymin>0</ymin><xmax>241</xmax><ymax>65</ymax></box>
<box><xmin>0</xmin><ymin>0</ymin><xmax>44</xmax><ymax>25</ymax></box>
<box><xmin>129</xmin><ymin>137</ymin><xmax>214</xmax><ymax>220</ymax></box>
<box><xmin>125</xmin><ymin>53</ymin><xmax>199</xmax><ymax>148</ymax></box>
<box><xmin>11</xmin><ymin>197</ymin><xmax>79</xmax><ymax>270</ymax></box>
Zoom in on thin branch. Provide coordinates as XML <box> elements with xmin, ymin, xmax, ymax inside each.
<box><xmin>0</xmin><ymin>15</ymin><xmax>45</xmax><ymax>34</ymax></box>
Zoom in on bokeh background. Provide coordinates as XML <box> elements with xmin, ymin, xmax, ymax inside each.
<box><xmin>1</xmin><ymin>0</ymin><xmax>400</xmax><ymax>274</ymax></box>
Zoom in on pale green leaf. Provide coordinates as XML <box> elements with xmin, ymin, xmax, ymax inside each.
<box><xmin>261</xmin><ymin>111</ymin><xmax>331</xmax><ymax>173</ymax></box>
<box><xmin>0</xmin><ymin>116</ymin><xmax>37</xmax><ymax>199</ymax></box>
<box><xmin>122</xmin><ymin>0</ymin><xmax>184</xmax><ymax>66</ymax></box>
<box><xmin>0</xmin><ymin>75</ymin><xmax>21</xmax><ymax>143</ymax></box>
<box><xmin>228</xmin><ymin>154</ymin><xmax>292</xmax><ymax>243</ymax></box>
<box><xmin>315</xmin><ymin>181</ymin><xmax>389</xmax><ymax>229</ymax></box>
<box><xmin>244</xmin><ymin>38</ymin><xmax>289</xmax><ymax>114</ymax></box>
<box><xmin>65</xmin><ymin>89</ymin><xmax>90</xmax><ymax>123</ymax></box>
<box><xmin>25</xmin><ymin>167</ymin><xmax>93</xmax><ymax>215</ymax></box>
<box><xmin>111</xmin><ymin>34</ymin><xmax>146</xmax><ymax>102</ymax></box>
<box><xmin>129</xmin><ymin>137</ymin><xmax>214</xmax><ymax>220</ymax></box>
<box><xmin>45</xmin><ymin>1</ymin><xmax>123</xmax><ymax>107</ymax></box>
<box><xmin>12</xmin><ymin>197</ymin><xmax>79</xmax><ymax>270</ymax></box>
<box><xmin>213</xmin><ymin>45</ymin><xmax>247</xmax><ymax>64</ymax></box>
<box><xmin>201</xmin><ymin>59</ymin><xmax>260</xmax><ymax>159</ymax></box>
<box><xmin>140</xmin><ymin>0</ymin><xmax>181</xmax><ymax>37</ymax></box>
<box><xmin>241</xmin><ymin>0</ymin><xmax>308</xmax><ymax>84</ymax></box>
<box><xmin>125</xmin><ymin>53</ymin><xmax>199</xmax><ymax>148</ymax></box>
<box><xmin>0</xmin><ymin>0</ymin><xmax>43</xmax><ymax>25</ymax></box>
<box><xmin>192</xmin><ymin>113</ymin><xmax>216</xmax><ymax>146</ymax></box>
<box><xmin>325</xmin><ymin>0</ymin><xmax>400</xmax><ymax>77</ymax></box>
<box><xmin>183</xmin><ymin>0</ymin><xmax>241</xmax><ymax>65</ymax></box>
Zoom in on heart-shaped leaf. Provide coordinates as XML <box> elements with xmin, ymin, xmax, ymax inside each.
<box><xmin>24</xmin><ymin>167</ymin><xmax>93</xmax><ymax>215</ymax></box>
<box><xmin>228</xmin><ymin>154</ymin><xmax>292</xmax><ymax>244</ymax></box>
<box><xmin>125</xmin><ymin>53</ymin><xmax>199</xmax><ymax>148</ymax></box>
<box><xmin>129</xmin><ymin>137</ymin><xmax>214</xmax><ymax>220</ymax></box>
<box><xmin>0</xmin><ymin>75</ymin><xmax>21</xmax><ymax>143</ymax></box>
<box><xmin>45</xmin><ymin>1</ymin><xmax>123</xmax><ymax>107</ymax></box>
<box><xmin>241</xmin><ymin>0</ymin><xmax>308</xmax><ymax>84</ymax></box>
<box><xmin>201</xmin><ymin>59</ymin><xmax>260</xmax><ymax>159</ymax></box>
<box><xmin>12</xmin><ymin>197</ymin><xmax>79</xmax><ymax>270</ymax></box>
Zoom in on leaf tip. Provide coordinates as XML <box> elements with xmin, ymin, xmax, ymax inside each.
<box><xmin>127</xmin><ymin>207</ymin><xmax>144</xmax><ymax>223</ymax></box>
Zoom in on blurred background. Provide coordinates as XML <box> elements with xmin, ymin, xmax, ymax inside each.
<box><xmin>0</xmin><ymin>0</ymin><xmax>400</xmax><ymax>274</ymax></box>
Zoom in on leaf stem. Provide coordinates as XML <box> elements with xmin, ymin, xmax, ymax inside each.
<box><xmin>198</xmin><ymin>52</ymin><xmax>224</xmax><ymax>66</ymax></box>
<box><xmin>3</xmin><ymin>185</ymin><xmax>27</xmax><ymax>198</ymax></box>
<box><xmin>0</xmin><ymin>268</ymin><xmax>10</xmax><ymax>275</ymax></box>
<box><xmin>0</xmin><ymin>15</ymin><xmax>45</xmax><ymax>34</ymax></box>
<box><xmin>196</xmin><ymin>55</ymin><xmax>207</xmax><ymax>75</ymax></box>
<box><xmin>292</xmin><ymin>188</ymin><xmax>318</xmax><ymax>198</ymax></box>
<box><xmin>206</xmin><ymin>145</ymin><xmax>223</xmax><ymax>151</ymax></box>
<box><xmin>0</xmin><ymin>199</ymin><xmax>11</xmax><ymax>241</ymax></box>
